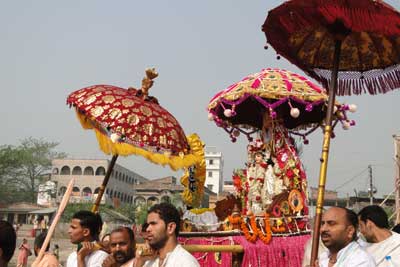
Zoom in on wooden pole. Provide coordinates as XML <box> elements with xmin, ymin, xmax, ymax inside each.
<box><xmin>393</xmin><ymin>135</ymin><xmax>400</xmax><ymax>224</ymax></box>
<box><xmin>32</xmin><ymin>178</ymin><xmax>75</xmax><ymax>267</ymax></box>
<box><xmin>92</xmin><ymin>154</ymin><xmax>118</xmax><ymax>213</ymax></box>
<box><xmin>310</xmin><ymin>39</ymin><xmax>341</xmax><ymax>265</ymax></box>
<box><xmin>182</xmin><ymin>244</ymin><xmax>244</xmax><ymax>253</ymax></box>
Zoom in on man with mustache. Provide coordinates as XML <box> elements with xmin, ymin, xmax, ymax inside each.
<box><xmin>102</xmin><ymin>227</ymin><xmax>136</xmax><ymax>267</ymax></box>
<box><xmin>358</xmin><ymin>205</ymin><xmax>400</xmax><ymax>267</ymax></box>
<box><xmin>135</xmin><ymin>203</ymin><xmax>199</xmax><ymax>267</ymax></box>
<box><xmin>318</xmin><ymin>207</ymin><xmax>375</xmax><ymax>267</ymax></box>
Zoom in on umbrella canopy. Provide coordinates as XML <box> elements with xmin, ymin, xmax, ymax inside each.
<box><xmin>67</xmin><ymin>68</ymin><xmax>205</xmax><ymax>209</ymax></box>
<box><xmin>263</xmin><ymin>0</ymin><xmax>400</xmax><ymax>263</ymax></box>
<box><xmin>263</xmin><ymin>0</ymin><xmax>400</xmax><ymax>95</ymax></box>
<box><xmin>208</xmin><ymin>68</ymin><xmax>354</xmax><ymax>142</ymax></box>
<box><xmin>67</xmin><ymin>84</ymin><xmax>198</xmax><ymax>170</ymax></box>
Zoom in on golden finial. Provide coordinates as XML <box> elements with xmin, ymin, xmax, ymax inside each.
<box><xmin>141</xmin><ymin>68</ymin><xmax>158</xmax><ymax>99</ymax></box>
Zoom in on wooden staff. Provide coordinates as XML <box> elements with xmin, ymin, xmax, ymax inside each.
<box><xmin>183</xmin><ymin>244</ymin><xmax>244</xmax><ymax>253</ymax></box>
<box><xmin>32</xmin><ymin>178</ymin><xmax>75</xmax><ymax>267</ymax></box>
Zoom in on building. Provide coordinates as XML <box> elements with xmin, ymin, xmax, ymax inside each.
<box><xmin>0</xmin><ymin>202</ymin><xmax>56</xmax><ymax>224</ymax></box>
<box><xmin>51</xmin><ymin>159</ymin><xmax>148</xmax><ymax>206</ymax></box>
<box><xmin>205</xmin><ymin>146</ymin><xmax>224</xmax><ymax>195</ymax></box>
<box><xmin>134</xmin><ymin>176</ymin><xmax>216</xmax><ymax>208</ymax></box>
<box><xmin>51</xmin><ymin>158</ymin><xmax>216</xmax><ymax>209</ymax></box>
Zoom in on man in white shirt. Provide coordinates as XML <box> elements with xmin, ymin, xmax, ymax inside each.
<box><xmin>135</xmin><ymin>203</ymin><xmax>199</xmax><ymax>267</ymax></box>
<box><xmin>358</xmin><ymin>205</ymin><xmax>400</xmax><ymax>267</ymax></box>
<box><xmin>318</xmin><ymin>207</ymin><xmax>375</xmax><ymax>267</ymax></box>
<box><xmin>66</xmin><ymin>210</ymin><xmax>109</xmax><ymax>267</ymax></box>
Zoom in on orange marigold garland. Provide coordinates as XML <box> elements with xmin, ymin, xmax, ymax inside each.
<box><xmin>258</xmin><ymin>213</ymin><xmax>272</xmax><ymax>244</ymax></box>
<box><xmin>241</xmin><ymin>216</ymin><xmax>257</xmax><ymax>243</ymax></box>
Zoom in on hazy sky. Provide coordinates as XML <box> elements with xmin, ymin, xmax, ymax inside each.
<box><xmin>1</xmin><ymin>0</ymin><xmax>399</xmax><ymax>198</ymax></box>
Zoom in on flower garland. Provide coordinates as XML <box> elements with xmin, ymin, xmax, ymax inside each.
<box><xmin>258</xmin><ymin>213</ymin><xmax>272</xmax><ymax>244</ymax></box>
<box><xmin>241</xmin><ymin>216</ymin><xmax>257</xmax><ymax>243</ymax></box>
<box><xmin>241</xmin><ymin>214</ymin><xmax>273</xmax><ymax>244</ymax></box>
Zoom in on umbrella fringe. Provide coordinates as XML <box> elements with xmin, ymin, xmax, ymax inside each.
<box><xmin>317</xmin><ymin>66</ymin><xmax>400</xmax><ymax>96</ymax></box>
<box><xmin>93</xmin><ymin>129</ymin><xmax>201</xmax><ymax>171</ymax></box>
<box><xmin>74</xmin><ymin>110</ymin><xmax>203</xmax><ymax>171</ymax></box>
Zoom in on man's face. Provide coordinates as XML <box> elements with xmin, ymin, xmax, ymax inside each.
<box><xmin>358</xmin><ymin>218</ymin><xmax>373</xmax><ymax>242</ymax></box>
<box><xmin>320</xmin><ymin>208</ymin><xmax>354</xmax><ymax>251</ymax></box>
<box><xmin>146</xmin><ymin>212</ymin><xmax>172</xmax><ymax>250</ymax></box>
<box><xmin>110</xmin><ymin>231</ymin><xmax>135</xmax><ymax>264</ymax></box>
<box><xmin>68</xmin><ymin>219</ymin><xmax>86</xmax><ymax>244</ymax></box>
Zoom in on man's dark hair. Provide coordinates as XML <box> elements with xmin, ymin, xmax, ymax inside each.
<box><xmin>72</xmin><ymin>210</ymin><xmax>103</xmax><ymax>240</ymax></box>
<box><xmin>148</xmin><ymin>202</ymin><xmax>180</xmax><ymax>236</ymax></box>
<box><xmin>0</xmin><ymin>220</ymin><xmax>16</xmax><ymax>262</ymax></box>
<box><xmin>110</xmin><ymin>226</ymin><xmax>135</xmax><ymax>243</ymax></box>
<box><xmin>34</xmin><ymin>232</ymin><xmax>50</xmax><ymax>252</ymax></box>
<box><xmin>392</xmin><ymin>223</ymin><xmax>400</xmax><ymax>234</ymax></box>
<box><xmin>358</xmin><ymin>205</ymin><xmax>389</xmax><ymax>229</ymax></box>
<box><xmin>344</xmin><ymin>208</ymin><xmax>359</xmax><ymax>240</ymax></box>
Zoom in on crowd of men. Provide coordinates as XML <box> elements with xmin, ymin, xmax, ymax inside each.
<box><xmin>304</xmin><ymin>205</ymin><xmax>400</xmax><ymax>267</ymax></box>
<box><xmin>1</xmin><ymin>203</ymin><xmax>399</xmax><ymax>267</ymax></box>
<box><xmin>0</xmin><ymin>202</ymin><xmax>199</xmax><ymax>267</ymax></box>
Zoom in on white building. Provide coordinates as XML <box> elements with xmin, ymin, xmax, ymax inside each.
<box><xmin>51</xmin><ymin>158</ymin><xmax>148</xmax><ymax>206</ymax></box>
<box><xmin>205</xmin><ymin>146</ymin><xmax>224</xmax><ymax>195</ymax></box>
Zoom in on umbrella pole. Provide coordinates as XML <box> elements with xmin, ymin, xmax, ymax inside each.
<box><xmin>310</xmin><ymin>39</ymin><xmax>342</xmax><ymax>265</ymax></box>
<box><xmin>91</xmin><ymin>154</ymin><xmax>119</xmax><ymax>213</ymax></box>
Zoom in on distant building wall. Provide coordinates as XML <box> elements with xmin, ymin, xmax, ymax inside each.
<box><xmin>205</xmin><ymin>147</ymin><xmax>224</xmax><ymax>195</ymax></box>
<box><xmin>51</xmin><ymin>159</ymin><xmax>148</xmax><ymax>206</ymax></box>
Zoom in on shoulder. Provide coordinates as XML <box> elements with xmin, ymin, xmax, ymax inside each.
<box><xmin>89</xmin><ymin>249</ymin><xmax>109</xmax><ymax>261</ymax></box>
<box><xmin>66</xmin><ymin>252</ymin><xmax>77</xmax><ymax>266</ymax></box>
<box><xmin>67</xmin><ymin>251</ymin><xmax>77</xmax><ymax>261</ymax></box>
<box><xmin>391</xmin><ymin>231</ymin><xmax>400</xmax><ymax>240</ymax></box>
<box><xmin>170</xmin><ymin>245</ymin><xmax>199</xmax><ymax>267</ymax></box>
<box><xmin>349</xmin><ymin>244</ymin><xmax>375</xmax><ymax>265</ymax></box>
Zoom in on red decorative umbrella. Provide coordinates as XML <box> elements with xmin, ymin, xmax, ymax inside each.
<box><xmin>208</xmin><ymin>68</ymin><xmax>354</xmax><ymax>143</ymax></box>
<box><xmin>67</xmin><ymin>68</ymin><xmax>205</xmax><ymax>211</ymax></box>
<box><xmin>262</xmin><ymin>0</ymin><xmax>400</xmax><ymax>263</ymax></box>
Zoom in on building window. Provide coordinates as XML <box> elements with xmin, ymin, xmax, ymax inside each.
<box><xmin>209</xmin><ymin>159</ymin><xmax>214</xmax><ymax>165</ymax></box>
<box><xmin>83</xmin><ymin>167</ymin><xmax>94</xmax><ymax>175</ymax></box>
<box><xmin>207</xmin><ymin>184</ymin><xmax>213</xmax><ymax>191</ymax></box>
<box><xmin>96</xmin><ymin>167</ymin><xmax>106</xmax><ymax>176</ymax></box>
<box><xmin>208</xmin><ymin>171</ymin><xmax>213</xmax><ymax>178</ymax></box>
<box><xmin>72</xmin><ymin>166</ymin><xmax>82</xmax><ymax>175</ymax></box>
<box><xmin>60</xmin><ymin>166</ymin><xmax>71</xmax><ymax>175</ymax></box>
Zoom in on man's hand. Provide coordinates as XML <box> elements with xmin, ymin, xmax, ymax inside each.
<box><xmin>102</xmin><ymin>255</ymin><xmax>118</xmax><ymax>267</ymax></box>
<box><xmin>134</xmin><ymin>244</ymin><xmax>157</xmax><ymax>267</ymax></box>
<box><xmin>77</xmin><ymin>242</ymin><xmax>98</xmax><ymax>267</ymax></box>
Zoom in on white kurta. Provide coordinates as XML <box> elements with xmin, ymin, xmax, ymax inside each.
<box><xmin>319</xmin><ymin>241</ymin><xmax>376</xmax><ymax>267</ymax></box>
<box><xmin>143</xmin><ymin>244</ymin><xmax>199</xmax><ymax>267</ymax></box>
<box><xmin>365</xmin><ymin>231</ymin><xmax>400</xmax><ymax>267</ymax></box>
<box><xmin>66</xmin><ymin>249</ymin><xmax>109</xmax><ymax>267</ymax></box>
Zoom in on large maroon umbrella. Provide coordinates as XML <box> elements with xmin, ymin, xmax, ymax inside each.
<box><xmin>263</xmin><ymin>0</ymin><xmax>400</xmax><ymax>263</ymax></box>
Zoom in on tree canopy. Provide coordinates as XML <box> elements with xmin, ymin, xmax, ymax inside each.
<box><xmin>0</xmin><ymin>137</ymin><xmax>66</xmax><ymax>203</ymax></box>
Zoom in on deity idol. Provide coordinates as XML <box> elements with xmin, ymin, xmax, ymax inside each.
<box><xmin>246</xmin><ymin>151</ymin><xmax>266</xmax><ymax>215</ymax></box>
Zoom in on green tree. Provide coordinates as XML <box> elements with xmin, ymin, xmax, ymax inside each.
<box><xmin>0</xmin><ymin>137</ymin><xmax>66</xmax><ymax>203</ymax></box>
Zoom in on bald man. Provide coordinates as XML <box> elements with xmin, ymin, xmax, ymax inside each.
<box><xmin>318</xmin><ymin>207</ymin><xmax>375</xmax><ymax>267</ymax></box>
